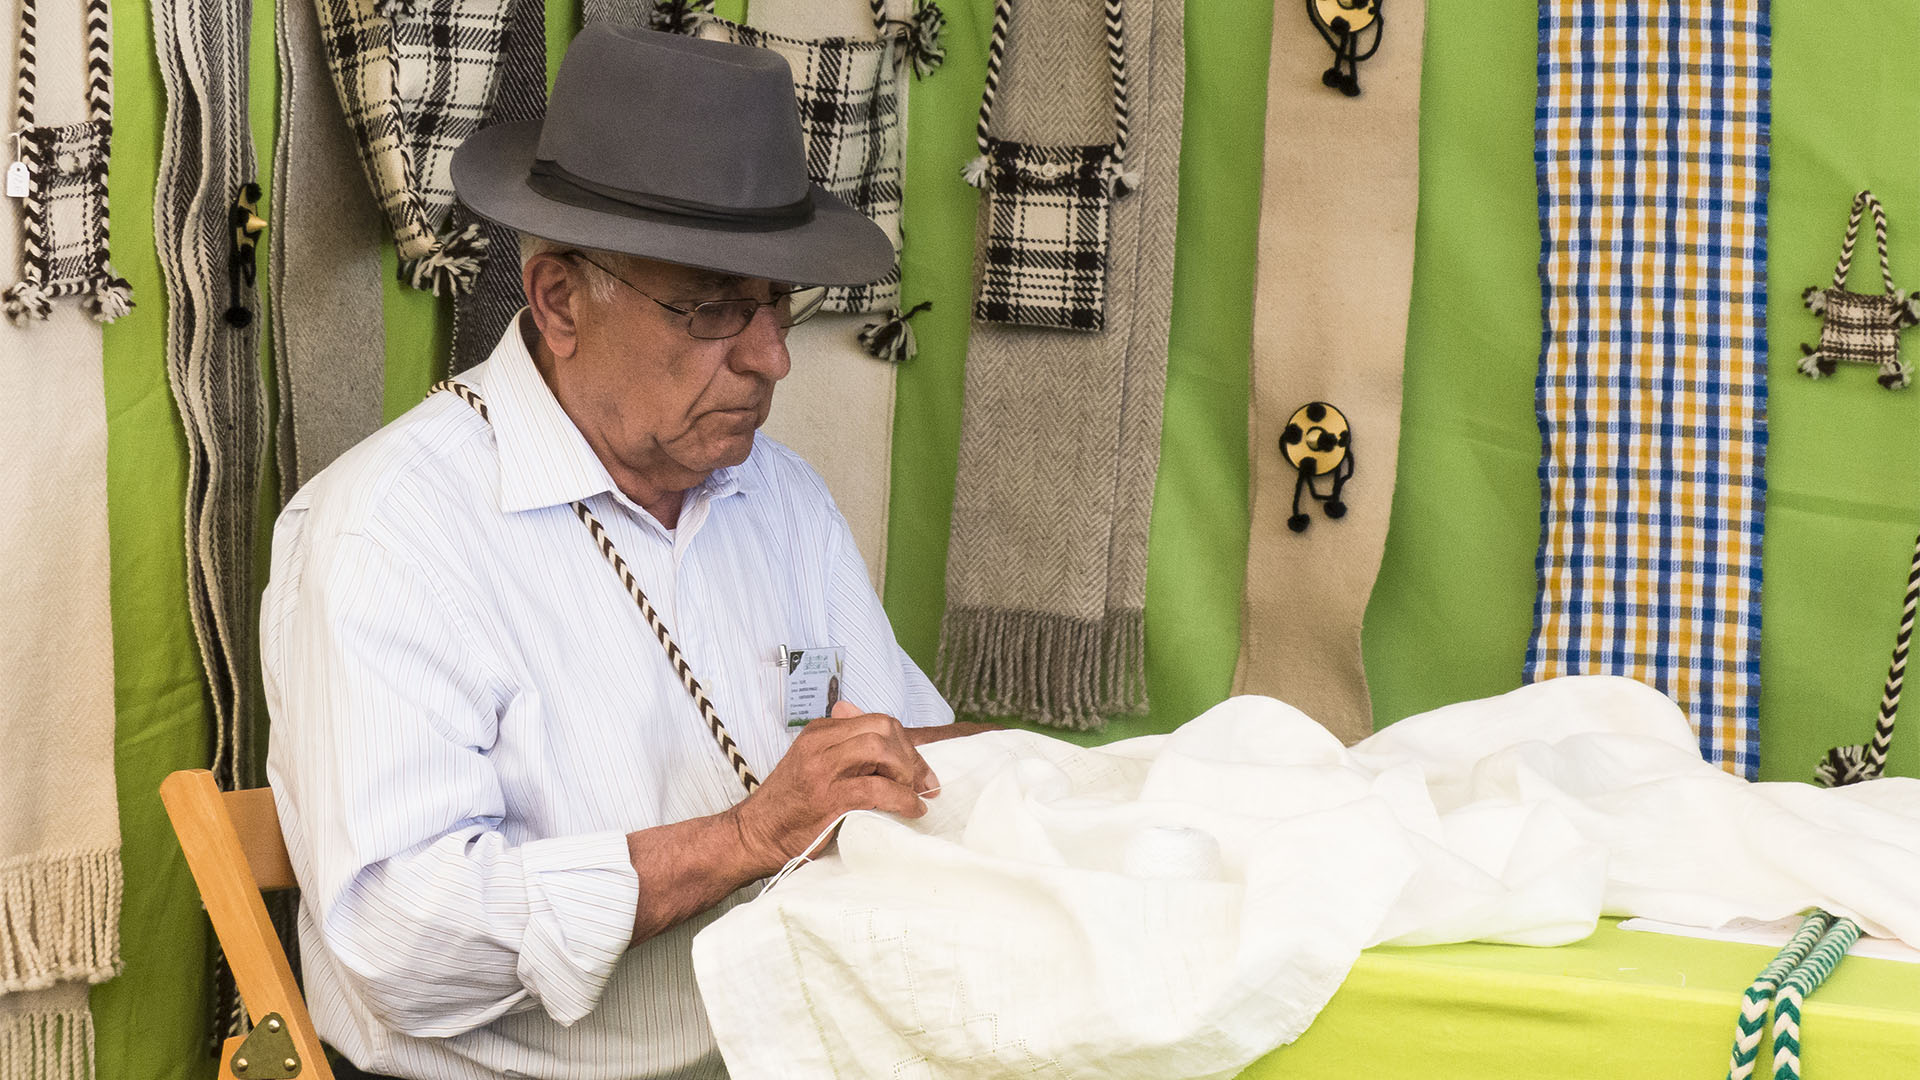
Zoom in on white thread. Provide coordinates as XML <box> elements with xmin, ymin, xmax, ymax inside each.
<box><xmin>758</xmin><ymin>811</ymin><xmax>866</xmax><ymax>897</ymax></box>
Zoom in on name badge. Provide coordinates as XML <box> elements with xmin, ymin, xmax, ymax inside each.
<box><xmin>780</xmin><ymin>645</ymin><xmax>846</xmax><ymax>728</ymax></box>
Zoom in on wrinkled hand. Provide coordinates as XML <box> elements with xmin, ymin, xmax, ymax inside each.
<box><xmin>729</xmin><ymin>700</ymin><xmax>938</xmax><ymax>877</ymax></box>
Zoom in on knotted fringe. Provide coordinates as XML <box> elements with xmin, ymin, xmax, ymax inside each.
<box><xmin>0</xmin><ymin>1005</ymin><xmax>93</xmax><ymax>1080</ymax></box>
<box><xmin>0</xmin><ymin>851</ymin><xmax>123</xmax><ymax>994</ymax></box>
<box><xmin>648</xmin><ymin>0</ymin><xmax>710</xmax><ymax>33</ymax></box>
<box><xmin>961</xmin><ymin>154</ymin><xmax>990</xmax><ymax>188</ymax></box>
<box><xmin>858</xmin><ymin>301</ymin><xmax>931</xmax><ymax>363</ymax></box>
<box><xmin>400</xmin><ymin>222</ymin><xmax>490</xmax><ymax>297</ymax></box>
<box><xmin>903</xmin><ymin>0</ymin><xmax>946</xmax><ymax>78</ymax></box>
<box><xmin>1</xmin><ymin>282</ymin><xmax>52</xmax><ymax>326</ymax></box>
<box><xmin>83</xmin><ymin>278</ymin><xmax>133</xmax><ymax>324</ymax></box>
<box><xmin>936</xmin><ymin>607</ymin><xmax>1147</xmax><ymax>730</ymax></box>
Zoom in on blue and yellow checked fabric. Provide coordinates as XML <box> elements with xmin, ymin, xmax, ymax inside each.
<box><xmin>1527</xmin><ymin>2</ymin><xmax>1771</xmax><ymax>778</ymax></box>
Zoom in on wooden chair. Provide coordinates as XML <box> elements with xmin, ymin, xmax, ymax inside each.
<box><xmin>161</xmin><ymin>769</ymin><xmax>334</xmax><ymax>1080</ymax></box>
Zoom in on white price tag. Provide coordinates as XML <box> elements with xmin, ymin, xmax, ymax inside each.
<box><xmin>5</xmin><ymin>161</ymin><xmax>27</xmax><ymax>199</ymax></box>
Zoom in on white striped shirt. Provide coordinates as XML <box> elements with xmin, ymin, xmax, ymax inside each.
<box><xmin>262</xmin><ymin>317</ymin><xmax>951</xmax><ymax>1080</ymax></box>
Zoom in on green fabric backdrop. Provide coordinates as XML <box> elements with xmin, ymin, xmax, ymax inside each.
<box><xmin>88</xmin><ymin>0</ymin><xmax>1920</xmax><ymax>1075</ymax></box>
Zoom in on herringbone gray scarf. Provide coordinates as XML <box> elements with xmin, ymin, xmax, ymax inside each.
<box><xmin>270</xmin><ymin>0</ymin><xmax>386</xmax><ymax>493</ymax></box>
<box><xmin>449</xmin><ymin>0</ymin><xmax>546</xmax><ymax>374</ymax></box>
<box><xmin>937</xmin><ymin>0</ymin><xmax>1181</xmax><ymax>728</ymax></box>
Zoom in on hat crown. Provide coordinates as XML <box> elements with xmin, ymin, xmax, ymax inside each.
<box><xmin>536</xmin><ymin>26</ymin><xmax>811</xmax><ymax>213</ymax></box>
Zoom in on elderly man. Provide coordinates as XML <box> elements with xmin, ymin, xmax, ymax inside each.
<box><xmin>263</xmin><ymin>26</ymin><xmax>978</xmax><ymax>1080</ymax></box>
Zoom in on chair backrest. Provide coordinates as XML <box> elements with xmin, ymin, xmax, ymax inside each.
<box><xmin>161</xmin><ymin>768</ymin><xmax>334</xmax><ymax>1080</ymax></box>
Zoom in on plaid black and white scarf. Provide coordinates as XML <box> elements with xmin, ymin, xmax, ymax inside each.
<box><xmin>315</xmin><ymin>0</ymin><xmax>510</xmax><ymax>295</ymax></box>
<box><xmin>682</xmin><ymin>0</ymin><xmax>944</xmax><ymax>321</ymax></box>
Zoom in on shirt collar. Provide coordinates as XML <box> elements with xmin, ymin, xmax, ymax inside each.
<box><xmin>474</xmin><ymin>313</ymin><xmax>755</xmax><ymax>514</ymax></box>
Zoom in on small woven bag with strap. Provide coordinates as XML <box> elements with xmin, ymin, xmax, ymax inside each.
<box><xmin>1800</xmin><ymin>189</ymin><xmax>1920</xmax><ymax>390</ymax></box>
<box><xmin>962</xmin><ymin>0</ymin><xmax>1138</xmax><ymax>332</ymax></box>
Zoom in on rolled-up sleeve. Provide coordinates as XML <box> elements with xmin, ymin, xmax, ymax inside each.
<box><xmin>264</xmin><ymin>525</ymin><xmax>639</xmax><ymax>1037</ymax></box>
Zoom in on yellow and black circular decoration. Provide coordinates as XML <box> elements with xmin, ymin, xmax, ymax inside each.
<box><xmin>1280</xmin><ymin>401</ymin><xmax>1354</xmax><ymax>533</ymax></box>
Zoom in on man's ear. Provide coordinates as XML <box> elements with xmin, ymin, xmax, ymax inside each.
<box><xmin>524</xmin><ymin>252</ymin><xmax>584</xmax><ymax>359</ymax></box>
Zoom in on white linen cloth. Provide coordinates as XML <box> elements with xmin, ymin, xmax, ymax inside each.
<box><xmin>693</xmin><ymin>675</ymin><xmax>1920</xmax><ymax>1080</ymax></box>
<box><xmin>262</xmin><ymin>315</ymin><xmax>951</xmax><ymax>1080</ymax></box>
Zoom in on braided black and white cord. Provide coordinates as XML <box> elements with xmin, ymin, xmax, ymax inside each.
<box><xmin>1815</xmin><ymin>533</ymin><xmax>1918</xmax><ymax>787</ymax></box>
<box><xmin>960</xmin><ymin>0</ymin><xmax>1010</xmax><ymax>186</ymax></box>
<box><xmin>12</xmin><ymin>0</ymin><xmax>35</xmax><ymax>132</ymax></box>
<box><xmin>83</xmin><ymin>0</ymin><xmax>111</xmax><ymax>122</ymax></box>
<box><xmin>1100</xmin><ymin>0</ymin><xmax>1139</xmax><ymax>194</ymax></box>
<box><xmin>1831</xmin><ymin>190</ymin><xmax>1895</xmax><ymax>296</ymax></box>
<box><xmin>962</xmin><ymin>0</ymin><xmax>1137</xmax><ymax>195</ymax></box>
<box><xmin>431</xmin><ymin>380</ymin><xmax>762</xmax><ymax>795</ymax></box>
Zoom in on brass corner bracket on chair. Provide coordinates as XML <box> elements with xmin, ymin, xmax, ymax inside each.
<box><xmin>230</xmin><ymin>1013</ymin><xmax>301</xmax><ymax>1078</ymax></box>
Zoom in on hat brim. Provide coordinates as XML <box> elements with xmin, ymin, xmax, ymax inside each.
<box><xmin>451</xmin><ymin>120</ymin><xmax>898</xmax><ymax>287</ymax></box>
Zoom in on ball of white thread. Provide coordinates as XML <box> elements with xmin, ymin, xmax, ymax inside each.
<box><xmin>1122</xmin><ymin>825</ymin><xmax>1224</xmax><ymax>881</ymax></box>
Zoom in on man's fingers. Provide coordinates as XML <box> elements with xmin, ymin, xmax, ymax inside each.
<box><xmin>829</xmin><ymin>699</ymin><xmax>863</xmax><ymax>720</ymax></box>
<box><xmin>826</xmin><ymin>732</ymin><xmax>927</xmax><ymax>789</ymax></box>
<box><xmin>839</xmin><ymin>775</ymin><xmax>926</xmax><ymax>819</ymax></box>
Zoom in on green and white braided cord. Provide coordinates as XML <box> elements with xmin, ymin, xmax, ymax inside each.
<box><xmin>1725</xmin><ymin>911</ymin><xmax>1834</xmax><ymax>1080</ymax></box>
<box><xmin>1770</xmin><ymin>917</ymin><xmax>1863</xmax><ymax>1080</ymax></box>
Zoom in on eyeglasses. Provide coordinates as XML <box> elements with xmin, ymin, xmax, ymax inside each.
<box><xmin>570</xmin><ymin>253</ymin><xmax>827</xmax><ymax>340</ymax></box>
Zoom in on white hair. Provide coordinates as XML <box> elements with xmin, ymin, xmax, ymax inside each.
<box><xmin>517</xmin><ymin>233</ymin><xmax>626</xmax><ymax>304</ymax></box>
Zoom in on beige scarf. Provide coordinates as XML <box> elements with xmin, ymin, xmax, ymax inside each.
<box><xmin>0</xmin><ymin>4</ymin><xmax>122</xmax><ymax>1076</ymax></box>
<box><xmin>1234</xmin><ymin>0</ymin><xmax>1425</xmax><ymax>744</ymax></box>
<box><xmin>936</xmin><ymin>0</ymin><xmax>1182</xmax><ymax>728</ymax></box>
<box><xmin>747</xmin><ymin>0</ymin><xmax>923</xmax><ymax>593</ymax></box>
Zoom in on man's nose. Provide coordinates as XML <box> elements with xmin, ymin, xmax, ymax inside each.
<box><xmin>728</xmin><ymin>305</ymin><xmax>792</xmax><ymax>381</ymax></box>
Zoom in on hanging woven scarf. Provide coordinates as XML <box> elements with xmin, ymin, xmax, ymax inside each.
<box><xmin>270</xmin><ymin>0</ymin><xmax>389</xmax><ymax>492</ymax></box>
<box><xmin>1527</xmin><ymin>0</ymin><xmax>1771</xmax><ymax>777</ymax></box>
<box><xmin>676</xmin><ymin>0</ymin><xmax>943</xmax><ymax>589</ymax></box>
<box><xmin>315</xmin><ymin>0</ymin><xmax>511</xmax><ymax>296</ymax></box>
<box><xmin>937</xmin><ymin>0</ymin><xmax>1182</xmax><ymax>727</ymax></box>
<box><xmin>1232</xmin><ymin>0</ymin><xmax>1425</xmax><ymax>745</ymax></box>
<box><xmin>683</xmin><ymin>0</ymin><xmax>941</xmax><ymax>319</ymax></box>
<box><xmin>446</xmin><ymin>0</ymin><xmax>545</xmax><ymax>374</ymax></box>
<box><xmin>155</xmin><ymin>0</ymin><xmax>271</xmax><ymax>1041</ymax></box>
<box><xmin>2</xmin><ymin>0</ymin><xmax>129</xmax><ymax>324</ymax></box>
<box><xmin>0</xmin><ymin>8</ymin><xmax>122</xmax><ymax>1078</ymax></box>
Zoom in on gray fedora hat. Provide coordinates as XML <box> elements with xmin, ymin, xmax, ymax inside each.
<box><xmin>451</xmin><ymin>25</ymin><xmax>895</xmax><ymax>287</ymax></box>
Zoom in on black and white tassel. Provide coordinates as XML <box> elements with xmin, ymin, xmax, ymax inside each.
<box><xmin>86</xmin><ymin>275</ymin><xmax>133</xmax><ymax>323</ymax></box>
<box><xmin>649</xmin><ymin>0</ymin><xmax>712</xmax><ymax>34</ymax></box>
<box><xmin>2</xmin><ymin>280</ymin><xmax>52</xmax><ymax>325</ymax></box>
<box><xmin>403</xmin><ymin>222</ymin><xmax>491</xmax><ymax>297</ymax></box>
<box><xmin>902</xmin><ymin>0</ymin><xmax>946</xmax><ymax>78</ymax></box>
<box><xmin>858</xmin><ymin>300</ymin><xmax>930</xmax><ymax>363</ymax></box>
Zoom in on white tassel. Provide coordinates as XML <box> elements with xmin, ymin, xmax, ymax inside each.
<box><xmin>1881</xmin><ymin>361</ymin><xmax>1913</xmax><ymax>391</ymax></box>
<box><xmin>1803</xmin><ymin>285</ymin><xmax>1828</xmax><ymax>315</ymax></box>
<box><xmin>1112</xmin><ymin>167</ymin><xmax>1144</xmax><ymax>197</ymax></box>
<box><xmin>86</xmin><ymin>277</ymin><xmax>133</xmax><ymax>323</ymax></box>
<box><xmin>402</xmin><ymin>223</ymin><xmax>491</xmax><ymax>297</ymax></box>
<box><xmin>1798</xmin><ymin>349</ymin><xmax>1831</xmax><ymax>379</ymax></box>
<box><xmin>962</xmin><ymin>154</ymin><xmax>990</xmax><ymax>188</ymax></box>
<box><xmin>2</xmin><ymin>280</ymin><xmax>51</xmax><ymax>325</ymax></box>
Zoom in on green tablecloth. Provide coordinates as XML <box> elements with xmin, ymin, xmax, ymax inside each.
<box><xmin>1241</xmin><ymin>919</ymin><xmax>1920</xmax><ymax>1078</ymax></box>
